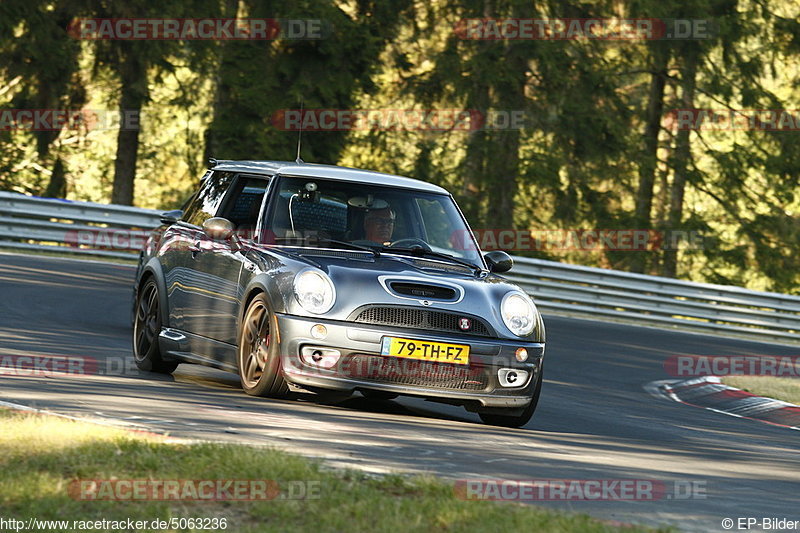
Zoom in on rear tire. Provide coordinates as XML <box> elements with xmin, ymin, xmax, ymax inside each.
<box><xmin>238</xmin><ymin>293</ymin><xmax>288</xmax><ymax>397</ymax></box>
<box><xmin>132</xmin><ymin>278</ymin><xmax>179</xmax><ymax>373</ymax></box>
<box><xmin>479</xmin><ymin>365</ymin><xmax>543</xmax><ymax>428</ymax></box>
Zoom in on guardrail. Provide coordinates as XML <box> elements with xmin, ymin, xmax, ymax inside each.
<box><xmin>0</xmin><ymin>192</ymin><xmax>162</xmax><ymax>260</ymax></box>
<box><xmin>2</xmin><ymin>191</ymin><xmax>798</xmax><ymax>344</ymax></box>
<box><xmin>506</xmin><ymin>258</ymin><xmax>800</xmax><ymax>344</ymax></box>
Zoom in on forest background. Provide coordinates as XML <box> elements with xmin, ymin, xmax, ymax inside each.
<box><xmin>2</xmin><ymin>0</ymin><xmax>800</xmax><ymax>292</ymax></box>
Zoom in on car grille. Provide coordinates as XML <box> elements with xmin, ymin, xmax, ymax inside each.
<box><xmin>345</xmin><ymin>354</ymin><xmax>489</xmax><ymax>391</ymax></box>
<box><xmin>351</xmin><ymin>305</ymin><xmax>494</xmax><ymax>337</ymax></box>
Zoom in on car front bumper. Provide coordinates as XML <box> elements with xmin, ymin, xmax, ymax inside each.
<box><xmin>275</xmin><ymin>313</ymin><xmax>544</xmax><ymax>410</ymax></box>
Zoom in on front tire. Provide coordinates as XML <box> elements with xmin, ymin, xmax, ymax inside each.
<box><xmin>479</xmin><ymin>365</ymin><xmax>543</xmax><ymax>428</ymax></box>
<box><xmin>238</xmin><ymin>294</ymin><xmax>288</xmax><ymax>397</ymax></box>
<box><xmin>132</xmin><ymin>278</ymin><xmax>179</xmax><ymax>373</ymax></box>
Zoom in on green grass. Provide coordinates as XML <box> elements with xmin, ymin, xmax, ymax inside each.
<box><xmin>0</xmin><ymin>409</ymin><xmax>664</xmax><ymax>533</ymax></box>
<box><xmin>721</xmin><ymin>376</ymin><xmax>800</xmax><ymax>405</ymax></box>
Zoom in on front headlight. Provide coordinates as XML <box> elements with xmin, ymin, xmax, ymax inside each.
<box><xmin>501</xmin><ymin>291</ymin><xmax>536</xmax><ymax>336</ymax></box>
<box><xmin>293</xmin><ymin>269</ymin><xmax>336</xmax><ymax>314</ymax></box>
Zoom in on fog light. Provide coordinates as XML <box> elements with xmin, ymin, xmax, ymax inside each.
<box><xmin>311</xmin><ymin>324</ymin><xmax>327</xmax><ymax>339</ymax></box>
<box><xmin>498</xmin><ymin>368</ymin><xmax>530</xmax><ymax>387</ymax></box>
<box><xmin>300</xmin><ymin>346</ymin><xmax>340</xmax><ymax>369</ymax></box>
<box><xmin>515</xmin><ymin>347</ymin><xmax>528</xmax><ymax>362</ymax></box>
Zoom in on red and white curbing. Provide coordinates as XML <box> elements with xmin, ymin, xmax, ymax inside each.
<box><xmin>650</xmin><ymin>376</ymin><xmax>800</xmax><ymax>430</ymax></box>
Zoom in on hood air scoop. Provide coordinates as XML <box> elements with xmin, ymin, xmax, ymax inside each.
<box><xmin>383</xmin><ymin>278</ymin><xmax>462</xmax><ymax>303</ymax></box>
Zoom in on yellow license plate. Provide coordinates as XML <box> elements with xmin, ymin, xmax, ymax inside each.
<box><xmin>380</xmin><ymin>337</ymin><xmax>470</xmax><ymax>365</ymax></box>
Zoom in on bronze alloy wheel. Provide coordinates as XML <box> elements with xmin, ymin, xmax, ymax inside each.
<box><xmin>238</xmin><ymin>294</ymin><xmax>288</xmax><ymax>397</ymax></box>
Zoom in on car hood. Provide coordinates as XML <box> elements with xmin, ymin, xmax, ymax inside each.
<box><xmin>250</xmin><ymin>246</ymin><xmax>543</xmax><ymax>342</ymax></box>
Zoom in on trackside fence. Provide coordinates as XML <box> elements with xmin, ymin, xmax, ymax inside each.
<box><xmin>2</xmin><ymin>191</ymin><xmax>798</xmax><ymax>344</ymax></box>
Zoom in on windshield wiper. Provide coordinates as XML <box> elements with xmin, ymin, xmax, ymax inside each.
<box><xmin>382</xmin><ymin>247</ymin><xmax>483</xmax><ymax>273</ymax></box>
<box><xmin>319</xmin><ymin>239</ymin><xmax>381</xmax><ymax>257</ymax></box>
<box><xmin>274</xmin><ymin>236</ymin><xmax>380</xmax><ymax>257</ymax></box>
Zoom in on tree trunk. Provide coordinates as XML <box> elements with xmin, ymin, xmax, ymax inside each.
<box><xmin>43</xmin><ymin>157</ymin><xmax>66</xmax><ymax>198</ymax></box>
<box><xmin>631</xmin><ymin>43</ymin><xmax>669</xmax><ymax>273</ymax></box>
<box><xmin>485</xmin><ymin>30</ymin><xmax>526</xmax><ymax>230</ymax></box>
<box><xmin>111</xmin><ymin>46</ymin><xmax>148</xmax><ymax>206</ymax></box>
<box><xmin>204</xmin><ymin>0</ymin><xmax>240</xmax><ymax>163</ymax></box>
<box><xmin>488</xmin><ymin>128</ymin><xmax>521</xmax><ymax>229</ymax></box>
<box><xmin>460</xmin><ymin>83</ymin><xmax>489</xmax><ymax>225</ymax></box>
<box><xmin>662</xmin><ymin>46</ymin><xmax>699</xmax><ymax>278</ymax></box>
<box><xmin>458</xmin><ymin>0</ymin><xmax>497</xmax><ymax>227</ymax></box>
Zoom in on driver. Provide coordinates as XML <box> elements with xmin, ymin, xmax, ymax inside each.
<box><xmin>363</xmin><ymin>206</ymin><xmax>395</xmax><ymax>245</ymax></box>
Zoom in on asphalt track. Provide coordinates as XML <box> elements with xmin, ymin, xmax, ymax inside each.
<box><xmin>1</xmin><ymin>252</ymin><xmax>798</xmax><ymax>532</ymax></box>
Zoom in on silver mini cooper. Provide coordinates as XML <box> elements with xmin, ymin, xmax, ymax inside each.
<box><xmin>132</xmin><ymin>160</ymin><xmax>545</xmax><ymax>427</ymax></box>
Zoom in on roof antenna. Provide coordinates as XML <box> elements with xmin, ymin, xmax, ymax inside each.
<box><xmin>295</xmin><ymin>100</ymin><xmax>305</xmax><ymax>164</ymax></box>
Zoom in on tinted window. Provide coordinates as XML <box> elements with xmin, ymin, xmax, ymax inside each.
<box><xmin>263</xmin><ymin>176</ymin><xmax>482</xmax><ymax>266</ymax></box>
<box><xmin>182</xmin><ymin>171</ymin><xmax>235</xmax><ymax>227</ymax></box>
<box><xmin>218</xmin><ymin>176</ymin><xmax>270</xmax><ymax>234</ymax></box>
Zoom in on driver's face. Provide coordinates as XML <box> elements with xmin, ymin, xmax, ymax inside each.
<box><xmin>364</xmin><ymin>208</ymin><xmax>395</xmax><ymax>243</ymax></box>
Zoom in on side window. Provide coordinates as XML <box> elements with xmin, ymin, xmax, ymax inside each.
<box><xmin>217</xmin><ymin>176</ymin><xmax>271</xmax><ymax>234</ymax></box>
<box><xmin>182</xmin><ymin>171</ymin><xmax>236</xmax><ymax>227</ymax></box>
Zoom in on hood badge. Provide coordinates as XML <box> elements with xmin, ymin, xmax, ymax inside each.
<box><xmin>420</xmin><ymin>299</ymin><xmax>432</xmax><ymax>306</ymax></box>
<box><xmin>458</xmin><ymin>317</ymin><xmax>472</xmax><ymax>330</ymax></box>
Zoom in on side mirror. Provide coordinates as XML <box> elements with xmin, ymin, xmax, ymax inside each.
<box><xmin>160</xmin><ymin>209</ymin><xmax>183</xmax><ymax>225</ymax></box>
<box><xmin>202</xmin><ymin>217</ymin><xmax>236</xmax><ymax>241</ymax></box>
<box><xmin>484</xmin><ymin>250</ymin><xmax>513</xmax><ymax>273</ymax></box>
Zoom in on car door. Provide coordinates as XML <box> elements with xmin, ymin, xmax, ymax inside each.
<box><xmin>163</xmin><ymin>170</ymin><xmax>236</xmax><ymax>335</ymax></box>
<box><xmin>181</xmin><ymin>173</ymin><xmax>272</xmax><ymax>346</ymax></box>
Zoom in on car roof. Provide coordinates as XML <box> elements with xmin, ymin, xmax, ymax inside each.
<box><xmin>210</xmin><ymin>160</ymin><xmax>449</xmax><ymax>194</ymax></box>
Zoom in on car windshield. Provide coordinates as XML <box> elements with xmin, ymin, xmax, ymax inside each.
<box><xmin>262</xmin><ymin>175</ymin><xmax>483</xmax><ymax>268</ymax></box>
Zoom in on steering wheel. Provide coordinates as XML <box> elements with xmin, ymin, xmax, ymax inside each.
<box><xmin>389</xmin><ymin>238</ymin><xmax>432</xmax><ymax>251</ymax></box>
